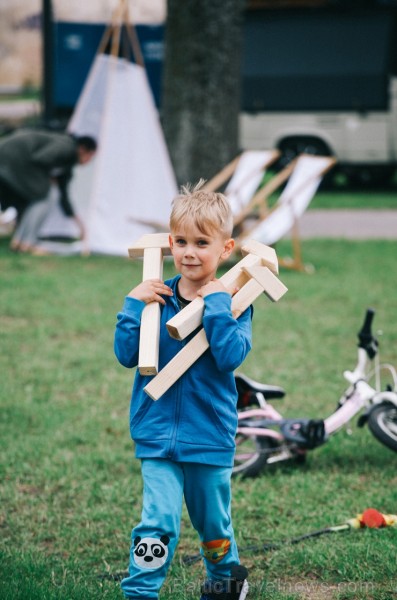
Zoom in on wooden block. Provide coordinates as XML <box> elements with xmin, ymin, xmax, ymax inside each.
<box><xmin>166</xmin><ymin>253</ymin><xmax>257</xmax><ymax>340</ymax></box>
<box><xmin>138</xmin><ymin>246</ymin><xmax>164</xmax><ymax>376</ymax></box>
<box><xmin>240</xmin><ymin>240</ymin><xmax>278</xmax><ymax>274</ymax></box>
<box><xmin>165</xmin><ymin>297</ymin><xmax>204</xmax><ymax>341</ymax></box>
<box><xmin>144</xmin><ymin>329</ymin><xmax>210</xmax><ymax>400</ymax></box>
<box><xmin>128</xmin><ymin>233</ymin><xmax>171</xmax><ymax>375</ymax></box>
<box><xmin>166</xmin><ymin>241</ymin><xmax>278</xmax><ymax>341</ymax></box>
<box><xmin>242</xmin><ymin>266</ymin><xmax>288</xmax><ymax>302</ymax></box>
<box><xmin>141</xmin><ymin>246</ymin><xmax>163</xmax><ymax>280</ymax></box>
<box><xmin>230</xmin><ymin>277</ymin><xmax>267</xmax><ymax>319</ymax></box>
<box><xmin>145</xmin><ymin>268</ymin><xmax>288</xmax><ymax>400</ymax></box>
<box><xmin>128</xmin><ymin>233</ymin><xmax>171</xmax><ymax>258</ymax></box>
<box><xmin>139</xmin><ymin>302</ymin><xmax>161</xmax><ymax>375</ymax></box>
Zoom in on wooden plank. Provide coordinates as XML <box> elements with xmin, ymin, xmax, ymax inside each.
<box><xmin>128</xmin><ymin>233</ymin><xmax>171</xmax><ymax>258</ymax></box>
<box><xmin>139</xmin><ymin>302</ymin><xmax>161</xmax><ymax>375</ymax></box>
<box><xmin>144</xmin><ymin>329</ymin><xmax>210</xmax><ymax>400</ymax></box>
<box><xmin>240</xmin><ymin>240</ymin><xmax>278</xmax><ymax>273</ymax></box>
<box><xmin>166</xmin><ymin>252</ymin><xmax>260</xmax><ymax>340</ymax></box>
<box><xmin>145</xmin><ymin>269</ymin><xmax>288</xmax><ymax>400</ymax></box>
<box><xmin>166</xmin><ymin>242</ymin><xmax>278</xmax><ymax>340</ymax></box>
<box><xmin>231</xmin><ymin>277</ymin><xmax>267</xmax><ymax>319</ymax></box>
<box><xmin>138</xmin><ymin>247</ymin><xmax>163</xmax><ymax>376</ymax></box>
<box><xmin>242</xmin><ymin>266</ymin><xmax>288</xmax><ymax>302</ymax></box>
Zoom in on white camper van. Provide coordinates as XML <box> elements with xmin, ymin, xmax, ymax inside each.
<box><xmin>239</xmin><ymin>8</ymin><xmax>397</xmax><ymax>185</ymax></box>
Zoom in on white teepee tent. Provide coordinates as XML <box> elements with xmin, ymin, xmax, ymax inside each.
<box><xmin>39</xmin><ymin>0</ymin><xmax>177</xmax><ymax>256</ymax></box>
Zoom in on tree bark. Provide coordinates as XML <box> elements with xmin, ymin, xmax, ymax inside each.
<box><xmin>162</xmin><ymin>0</ymin><xmax>245</xmax><ymax>186</ymax></box>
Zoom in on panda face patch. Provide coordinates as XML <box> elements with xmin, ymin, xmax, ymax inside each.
<box><xmin>133</xmin><ymin>535</ymin><xmax>170</xmax><ymax>569</ymax></box>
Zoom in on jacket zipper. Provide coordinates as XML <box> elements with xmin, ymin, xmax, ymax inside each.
<box><xmin>167</xmin><ymin>285</ymin><xmax>184</xmax><ymax>459</ymax></box>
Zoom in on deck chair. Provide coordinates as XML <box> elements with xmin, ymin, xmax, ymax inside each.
<box><xmin>234</xmin><ymin>154</ymin><xmax>337</xmax><ymax>271</ymax></box>
<box><xmin>204</xmin><ymin>150</ymin><xmax>280</xmax><ymax>216</ymax></box>
<box><xmin>129</xmin><ymin>150</ymin><xmax>279</xmax><ymax>235</ymax></box>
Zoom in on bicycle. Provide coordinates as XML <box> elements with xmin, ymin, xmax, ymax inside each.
<box><xmin>233</xmin><ymin>308</ymin><xmax>397</xmax><ymax>477</ymax></box>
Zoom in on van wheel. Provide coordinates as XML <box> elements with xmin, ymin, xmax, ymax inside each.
<box><xmin>277</xmin><ymin>136</ymin><xmax>331</xmax><ymax>170</ymax></box>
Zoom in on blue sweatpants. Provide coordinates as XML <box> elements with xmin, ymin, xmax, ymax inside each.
<box><xmin>121</xmin><ymin>459</ymin><xmax>240</xmax><ymax>599</ymax></box>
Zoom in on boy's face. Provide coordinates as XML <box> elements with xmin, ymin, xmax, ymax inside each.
<box><xmin>169</xmin><ymin>223</ymin><xmax>234</xmax><ymax>288</ymax></box>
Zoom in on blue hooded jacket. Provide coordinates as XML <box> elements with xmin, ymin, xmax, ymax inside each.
<box><xmin>114</xmin><ymin>275</ymin><xmax>252</xmax><ymax>467</ymax></box>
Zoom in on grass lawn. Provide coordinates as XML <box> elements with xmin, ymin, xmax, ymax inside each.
<box><xmin>261</xmin><ymin>168</ymin><xmax>397</xmax><ymax>210</ymax></box>
<box><xmin>311</xmin><ymin>181</ymin><xmax>397</xmax><ymax>210</ymax></box>
<box><xmin>311</xmin><ymin>188</ymin><xmax>397</xmax><ymax>210</ymax></box>
<box><xmin>1</xmin><ymin>233</ymin><xmax>397</xmax><ymax>600</ymax></box>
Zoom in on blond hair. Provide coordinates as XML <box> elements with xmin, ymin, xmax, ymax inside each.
<box><xmin>169</xmin><ymin>179</ymin><xmax>233</xmax><ymax>238</ymax></box>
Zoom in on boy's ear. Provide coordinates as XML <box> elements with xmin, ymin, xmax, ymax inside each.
<box><xmin>221</xmin><ymin>238</ymin><xmax>235</xmax><ymax>260</ymax></box>
<box><xmin>168</xmin><ymin>234</ymin><xmax>174</xmax><ymax>252</ymax></box>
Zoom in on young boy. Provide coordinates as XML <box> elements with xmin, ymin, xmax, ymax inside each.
<box><xmin>114</xmin><ymin>181</ymin><xmax>252</xmax><ymax>600</ymax></box>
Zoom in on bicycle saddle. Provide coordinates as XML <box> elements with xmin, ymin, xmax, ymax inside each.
<box><xmin>235</xmin><ymin>373</ymin><xmax>286</xmax><ymax>399</ymax></box>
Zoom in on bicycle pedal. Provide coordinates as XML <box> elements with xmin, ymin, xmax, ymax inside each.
<box><xmin>306</xmin><ymin>419</ymin><xmax>326</xmax><ymax>447</ymax></box>
<box><xmin>281</xmin><ymin>418</ymin><xmax>326</xmax><ymax>449</ymax></box>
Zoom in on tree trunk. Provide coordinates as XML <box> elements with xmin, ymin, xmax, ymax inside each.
<box><xmin>162</xmin><ymin>0</ymin><xmax>245</xmax><ymax>186</ymax></box>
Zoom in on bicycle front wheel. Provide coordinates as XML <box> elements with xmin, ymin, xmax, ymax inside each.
<box><xmin>368</xmin><ymin>403</ymin><xmax>397</xmax><ymax>453</ymax></box>
<box><xmin>233</xmin><ymin>434</ymin><xmax>274</xmax><ymax>478</ymax></box>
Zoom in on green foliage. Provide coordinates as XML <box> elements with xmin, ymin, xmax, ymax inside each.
<box><xmin>0</xmin><ymin>236</ymin><xmax>396</xmax><ymax>600</ymax></box>
<box><xmin>261</xmin><ymin>169</ymin><xmax>397</xmax><ymax>210</ymax></box>
<box><xmin>311</xmin><ymin>188</ymin><xmax>397</xmax><ymax>210</ymax></box>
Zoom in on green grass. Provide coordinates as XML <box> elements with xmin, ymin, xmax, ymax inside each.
<box><xmin>311</xmin><ymin>186</ymin><xmax>397</xmax><ymax>210</ymax></box>
<box><xmin>0</xmin><ymin>88</ymin><xmax>41</xmax><ymax>102</ymax></box>
<box><xmin>1</xmin><ymin>235</ymin><xmax>397</xmax><ymax>600</ymax></box>
<box><xmin>261</xmin><ymin>169</ymin><xmax>397</xmax><ymax>210</ymax></box>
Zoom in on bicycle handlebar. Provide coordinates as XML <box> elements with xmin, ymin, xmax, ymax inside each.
<box><xmin>357</xmin><ymin>308</ymin><xmax>378</xmax><ymax>359</ymax></box>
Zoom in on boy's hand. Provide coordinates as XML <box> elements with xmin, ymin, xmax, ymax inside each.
<box><xmin>197</xmin><ymin>279</ymin><xmax>231</xmax><ymax>298</ymax></box>
<box><xmin>128</xmin><ymin>279</ymin><xmax>173</xmax><ymax>305</ymax></box>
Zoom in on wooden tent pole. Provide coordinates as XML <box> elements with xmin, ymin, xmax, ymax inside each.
<box><xmin>93</xmin><ymin>0</ymin><xmax>145</xmax><ymax>65</ymax></box>
<box><xmin>123</xmin><ymin>0</ymin><xmax>145</xmax><ymax>66</ymax></box>
<box><xmin>97</xmin><ymin>24</ymin><xmax>114</xmax><ymax>55</ymax></box>
<box><xmin>110</xmin><ymin>1</ymin><xmax>124</xmax><ymax>58</ymax></box>
<box><xmin>110</xmin><ymin>25</ymin><xmax>122</xmax><ymax>57</ymax></box>
<box><xmin>97</xmin><ymin>0</ymin><xmax>123</xmax><ymax>56</ymax></box>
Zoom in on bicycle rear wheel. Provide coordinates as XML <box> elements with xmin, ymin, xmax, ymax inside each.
<box><xmin>233</xmin><ymin>434</ymin><xmax>274</xmax><ymax>477</ymax></box>
<box><xmin>368</xmin><ymin>403</ymin><xmax>397</xmax><ymax>453</ymax></box>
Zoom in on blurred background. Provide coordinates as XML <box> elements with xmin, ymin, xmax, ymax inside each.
<box><xmin>1</xmin><ymin>0</ymin><xmax>397</xmax><ymax>188</ymax></box>
<box><xmin>0</xmin><ymin>0</ymin><xmax>164</xmax><ymax>92</ymax></box>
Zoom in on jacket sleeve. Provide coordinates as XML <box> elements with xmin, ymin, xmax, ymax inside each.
<box><xmin>202</xmin><ymin>292</ymin><xmax>252</xmax><ymax>372</ymax></box>
<box><xmin>31</xmin><ymin>136</ymin><xmax>77</xmax><ymax>169</ymax></box>
<box><xmin>114</xmin><ymin>296</ymin><xmax>146</xmax><ymax>368</ymax></box>
<box><xmin>56</xmin><ymin>169</ymin><xmax>74</xmax><ymax>217</ymax></box>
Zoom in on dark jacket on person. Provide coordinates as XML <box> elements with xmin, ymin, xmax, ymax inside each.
<box><xmin>0</xmin><ymin>129</ymin><xmax>78</xmax><ymax>215</ymax></box>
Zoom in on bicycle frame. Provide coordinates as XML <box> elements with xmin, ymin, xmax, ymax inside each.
<box><xmin>234</xmin><ymin>309</ymin><xmax>397</xmax><ymax>475</ymax></box>
<box><xmin>325</xmin><ymin>348</ymin><xmax>379</xmax><ymax>435</ymax></box>
<box><xmin>326</xmin><ymin>347</ymin><xmax>397</xmax><ymax>435</ymax></box>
